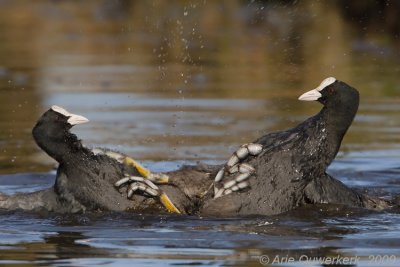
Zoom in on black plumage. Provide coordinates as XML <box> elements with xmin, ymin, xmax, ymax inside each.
<box><xmin>26</xmin><ymin>106</ymin><xmax>213</xmax><ymax>213</ymax></box>
<box><xmin>201</xmin><ymin>78</ymin><xmax>389</xmax><ymax>216</ymax></box>
<box><xmin>0</xmin><ymin>79</ymin><xmax>392</xmax><ymax>215</ymax></box>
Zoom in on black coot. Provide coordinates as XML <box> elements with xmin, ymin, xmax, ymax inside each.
<box><xmin>31</xmin><ymin>106</ymin><xmax>185</xmax><ymax>213</ymax></box>
<box><xmin>0</xmin><ymin>105</ymin><xmax>215</xmax><ymax>213</ymax></box>
<box><xmin>202</xmin><ymin>77</ymin><xmax>387</xmax><ymax>216</ymax></box>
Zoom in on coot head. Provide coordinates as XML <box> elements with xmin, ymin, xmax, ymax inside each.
<box><xmin>32</xmin><ymin>106</ymin><xmax>89</xmax><ymax>162</ymax></box>
<box><xmin>298</xmin><ymin>77</ymin><xmax>359</xmax><ymax>109</ymax></box>
<box><xmin>298</xmin><ymin>77</ymin><xmax>360</xmax><ymax>164</ymax></box>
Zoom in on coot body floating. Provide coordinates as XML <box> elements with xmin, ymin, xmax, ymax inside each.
<box><xmin>0</xmin><ymin>106</ymin><xmax>213</xmax><ymax>213</ymax></box>
<box><xmin>0</xmin><ymin>78</ymin><xmax>392</xmax><ymax>215</ymax></box>
<box><xmin>201</xmin><ymin>77</ymin><xmax>390</xmax><ymax>216</ymax></box>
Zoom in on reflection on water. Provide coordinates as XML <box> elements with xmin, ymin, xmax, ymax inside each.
<box><xmin>0</xmin><ymin>0</ymin><xmax>400</xmax><ymax>266</ymax></box>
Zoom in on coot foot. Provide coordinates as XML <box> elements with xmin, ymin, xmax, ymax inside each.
<box><xmin>213</xmin><ymin>143</ymin><xmax>262</xmax><ymax>198</ymax></box>
<box><xmin>115</xmin><ymin>174</ymin><xmax>181</xmax><ymax>214</ymax></box>
<box><xmin>93</xmin><ymin>148</ymin><xmax>180</xmax><ymax>214</ymax></box>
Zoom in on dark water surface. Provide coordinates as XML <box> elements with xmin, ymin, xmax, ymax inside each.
<box><xmin>0</xmin><ymin>1</ymin><xmax>400</xmax><ymax>266</ymax></box>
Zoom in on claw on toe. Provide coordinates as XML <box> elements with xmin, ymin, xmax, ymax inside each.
<box><xmin>213</xmin><ymin>143</ymin><xmax>262</xmax><ymax>198</ymax></box>
<box><xmin>160</xmin><ymin>193</ymin><xmax>181</xmax><ymax>214</ymax></box>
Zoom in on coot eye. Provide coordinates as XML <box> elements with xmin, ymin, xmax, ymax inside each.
<box><xmin>55</xmin><ymin>115</ymin><xmax>63</xmax><ymax>122</ymax></box>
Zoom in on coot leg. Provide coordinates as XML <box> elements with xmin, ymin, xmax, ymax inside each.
<box><xmin>122</xmin><ymin>156</ymin><xmax>169</xmax><ymax>184</ymax></box>
<box><xmin>94</xmin><ymin>148</ymin><xmax>170</xmax><ymax>184</ymax></box>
